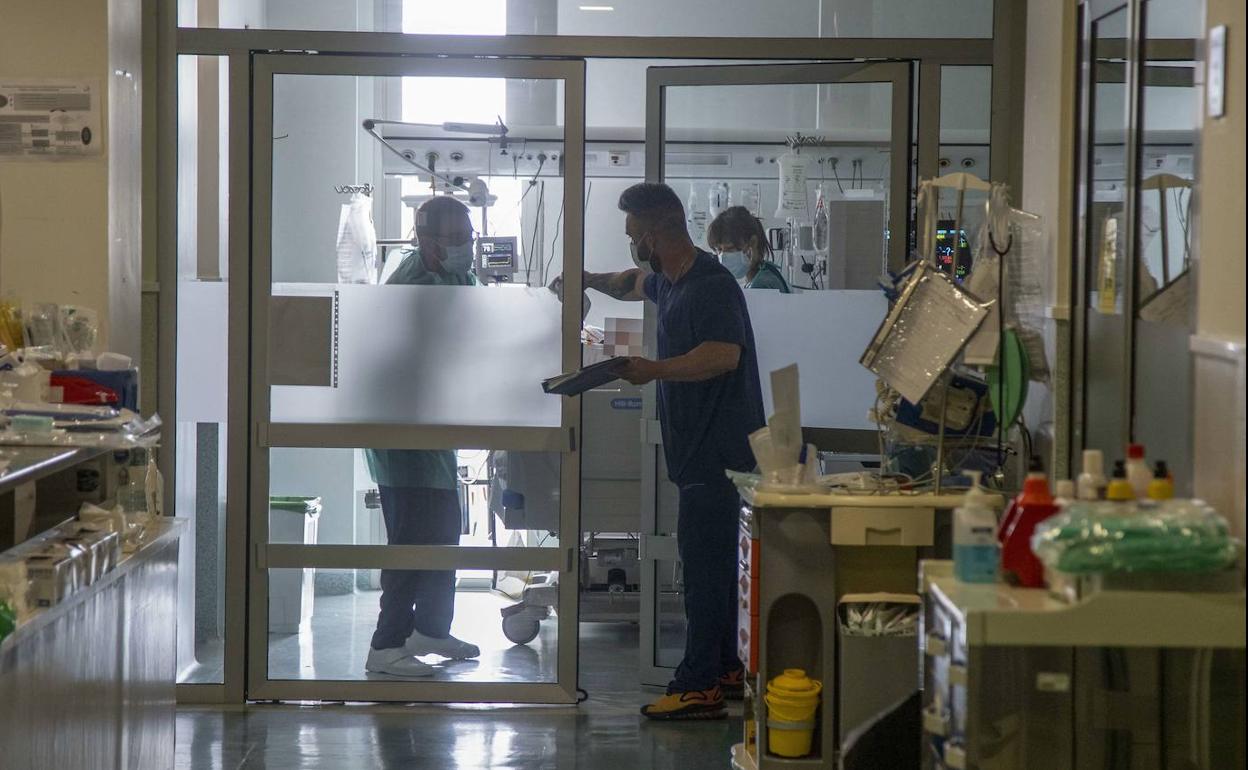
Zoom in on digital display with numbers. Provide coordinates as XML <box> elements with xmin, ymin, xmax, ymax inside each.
<box><xmin>477</xmin><ymin>236</ymin><xmax>517</xmax><ymax>269</ymax></box>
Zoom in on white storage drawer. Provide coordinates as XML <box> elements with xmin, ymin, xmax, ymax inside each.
<box><xmin>829</xmin><ymin>506</ymin><xmax>935</xmax><ymax>546</ymax></box>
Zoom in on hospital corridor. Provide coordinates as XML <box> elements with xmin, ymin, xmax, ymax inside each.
<box><xmin>0</xmin><ymin>0</ymin><xmax>1245</xmax><ymax>768</ymax></box>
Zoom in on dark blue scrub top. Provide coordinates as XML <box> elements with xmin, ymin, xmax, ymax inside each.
<box><xmin>644</xmin><ymin>251</ymin><xmax>766</xmax><ymax>485</ymax></box>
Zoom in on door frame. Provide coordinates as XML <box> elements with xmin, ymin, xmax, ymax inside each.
<box><xmin>246</xmin><ymin>52</ymin><xmax>586</xmax><ymax>704</ymax></box>
<box><xmin>638</xmin><ymin>60</ymin><xmax>913</xmax><ymax>687</ymax></box>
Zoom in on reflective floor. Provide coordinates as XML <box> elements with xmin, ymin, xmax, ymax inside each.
<box><xmin>268</xmin><ymin>589</ymin><xmax>559</xmax><ymax>683</ymax></box>
<box><xmin>177</xmin><ymin>620</ymin><xmax>742</xmax><ymax>769</ymax></box>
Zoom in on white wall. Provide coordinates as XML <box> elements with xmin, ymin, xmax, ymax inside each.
<box><xmin>0</xmin><ymin>0</ymin><xmax>114</xmax><ymax>347</ymax></box>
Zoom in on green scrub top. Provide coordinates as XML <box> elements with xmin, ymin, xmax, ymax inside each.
<box><xmin>745</xmin><ymin>261</ymin><xmax>791</xmax><ymax>293</ymax></box>
<box><xmin>364</xmin><ymin>248</ymin><xmax>476</xmax><ymax>491</ymax></box>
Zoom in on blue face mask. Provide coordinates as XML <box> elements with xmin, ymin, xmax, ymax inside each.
<box><xmin>719</xmin><ymin>250</ymin><xmax>750</xmax><ymax>279</ymax></box>
<box><xmin>440</xmin><ymin>241</ymin><xmax>475</xmax><ymax>275</ymax></box>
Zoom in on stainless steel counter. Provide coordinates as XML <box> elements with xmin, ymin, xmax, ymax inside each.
<box><xmin>0</xmin><ymin>517</ymin><xmax>184</xmax><ymax>769</ymax></box>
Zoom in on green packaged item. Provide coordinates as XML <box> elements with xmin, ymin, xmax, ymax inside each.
<box><xmin>0</xmin><ymin>600</ymin><xmax>16</xmax><ymax>643</ymax></box>
<box><xmin>269</xmin><ymin>496</ymin><xmax>323</xmax><ymax>515</ymax></box>
<box><xmin>1031</xmin><ymin>500</ymin><xmax>1240</xmax><ymax>575</ymax></box>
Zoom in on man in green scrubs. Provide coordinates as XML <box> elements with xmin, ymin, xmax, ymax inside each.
<box><xmin>364</xmin><ymin>196</ymin><xmax>482</xmax><ymax>678</ymax></box>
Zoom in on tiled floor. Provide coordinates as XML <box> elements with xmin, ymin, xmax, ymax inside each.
<box><xmin>176</xmin><ymin>598</ymin><xmax>739</xmax><ymax>769</ymax></box>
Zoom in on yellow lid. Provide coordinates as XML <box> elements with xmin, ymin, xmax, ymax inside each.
<box><xmin>1147</xmin><ymin>479</ymin><xmax>1174</xmax><ymax>501</ymax></box>
<box><xmin>768</xmin><ymin>668</ymin><xmax>822</xmax><ymax>696</ymax></box>
<box><xmin>1106</xmin><ymin>478</ymin><xmax>1135</xmax><ymax>501</ymax></box>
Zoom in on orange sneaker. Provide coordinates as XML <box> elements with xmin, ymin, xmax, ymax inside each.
<box><xmin>719</xmin><ymin>667</ymin><xmax>746</xmax><ymax>700</ymax></box>
<box><xmin>640</xmin><ymin>686</ymin><xmax>726</xmax><ymax>721</ymax></box>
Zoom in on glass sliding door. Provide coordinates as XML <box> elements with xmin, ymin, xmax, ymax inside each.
<box><xmin>639</xmin><ymin>61</ymin><xmax>911</xmax><ymax>685</ymax></box>
<box><xmin>248</xmin><ymin>53</ymin><xmax>585</xmax><ymax>703</ymax></box>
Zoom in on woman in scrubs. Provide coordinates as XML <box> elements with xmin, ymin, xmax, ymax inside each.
<box><xmin>706</xmin><ymin>206</ymin><xmax>791</xmax><ymax>293</ymax></box>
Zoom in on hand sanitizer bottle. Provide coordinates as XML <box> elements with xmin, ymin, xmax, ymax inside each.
<box><xmin>954</xmin><ymin>470</ymin><xmax>999</xmax><ymax>584</ymax></box>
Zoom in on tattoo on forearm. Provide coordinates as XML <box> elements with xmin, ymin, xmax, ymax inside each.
<box><xmin>586</xmin><ymin>270</ymin><xmax>638</xmax><ymax>300</ymax></box>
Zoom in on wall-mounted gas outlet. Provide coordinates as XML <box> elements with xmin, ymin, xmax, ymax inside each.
<box><xmin>608</xmin><ymin>150</ymin><xmax>630</xmax><ymax>167</ymax></box>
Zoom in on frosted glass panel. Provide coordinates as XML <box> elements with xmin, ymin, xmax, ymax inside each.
<box><xmin>270</xmin><ymin>283</ymin><xmax>564</xmax><ymax>426</ymax></box>
<box><xmin>745</xmin><ymin>290</ymin><xmax>885</xmax><ymax>430</ymax></box>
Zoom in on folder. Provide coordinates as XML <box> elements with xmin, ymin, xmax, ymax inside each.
<box><xmin>542</xmin><ymin>357</ymin><xmax>628</xmax><ymax>397</ymax></box>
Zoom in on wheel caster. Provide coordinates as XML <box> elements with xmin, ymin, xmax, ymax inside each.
<box><xmin>502</xmin><ymin>611</ymin><xmax>541</xmax><ymax>645</ymax></box>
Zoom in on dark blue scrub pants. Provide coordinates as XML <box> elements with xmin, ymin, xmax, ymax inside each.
<box><xmin>370</xmin><ymin>486</ymin><xmax>462</xmax><ymax>650</ymax></box>
<box><xmin>670</xmin><ymin>474</ymin><xmax>744</xmax><ymax>692</ymax></box>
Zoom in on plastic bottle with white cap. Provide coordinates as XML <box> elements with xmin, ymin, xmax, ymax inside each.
<box><xmin>953</xmin><ymin>470</ymin><xmax>1000</xmax><ymax>584</ymax></box>
<box><xmin>1076</xmin><ymin>449</ymin><xmax>1107</xmax><ymax>501</ymax></box>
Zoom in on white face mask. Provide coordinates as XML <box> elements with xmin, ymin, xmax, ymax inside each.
<box><xmin>629</xmin><ymin>233</ymin><xmax>655</xmax><ymax>273</ymax></box>
<box><xmin>440</xmin><ymin>241</ymin><xmax>475</xmax><ymax>275</ymax></box>
<box><xmin>718</xmin><ymin>250</ymin><xmax>750</xmax><ymax>279</ymax></box>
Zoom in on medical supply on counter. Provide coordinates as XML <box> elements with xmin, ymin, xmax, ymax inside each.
<box><xmin>954</xmin><ymin>470</ymin><xmax>1000</xmax><ymax>584</ymax></box>
<box><xmin>1106</xmin><ymin>461</ymin><xmax>1135</xmax><ymax>502</ymax></box>
<box><xmin>1077</xmin><ymin>449</ymin><xmax>1106</xmax><ymax>500</ymax></box>
<box><xmin>1031</xmin><ymin>499</ymin><xmax>1239</xmax><ymax>575</ymax></box>
<box><xmin>119</xmin><ymin>449</ymin><xmax>150</xmax><ymax>516</ymax></box>
<box><xmin>96</xmin><ymin>352</ymin><xmax>133</xmax><ymax>372</ymax></box>
<box><xmin>1148</xmin><ymin>462</ymin><xmax>1174</xmax><ymax>501</ymax></box>
<box><xmin>1054</xmin><ymin>480</ymin><xmax>1076</xmax><ymax>509</ymax></box>
<box><xmin>26</xmin><ymin>547</ymin><xmax>79</xmax><ymax>608</ymax></box>
<box><xmin>0</xmin><ymin>561</ymin><xmax>30</xmax><ymax>623</ymax></box>
<box><xmin>60</xmin><ymin>306</ymin><xmax>99</xmax><ymax>355</ymax></box>
<box><xmin>9</xmin><ymin>414</ymin><xmax>53</xmax><ymax>435</ymax></box>
<box><xmin>145</xmin><ymin>450</ymin><xmax>164</xmax><ymax>517</ymax></box>
<box><xmin>0</xmin><ymin>358</ymin><xmax>48</xmax><ymax>403</ymax></box>
<box><xmin>0</xmin><ymin>600</ymin><xmax>15</xmax><ymax>643</ymax></box>
<box><xmin>1126</xmin><ymin>443</ymin><xmax>1151</xmax><ymax>498</ymax></box>
<box><xmin>997</xmin><ymin>456</ymin><xmax>1044</xmax><ymax>544</ymax></box>
<box><xmin>764</xmin><ymin>669</ymin><xmax>822</xmax><ymax>758</ymax></box>
<box><xmin>999</xmin><ymin>464</ymin><xmax>1056</xmax><ymax>588</ymax></box>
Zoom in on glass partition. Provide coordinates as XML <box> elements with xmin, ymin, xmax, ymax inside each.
<box><xmin>1081</xmin><ymin>5</ymin><xmax>1131</xmax><ymax>460</ymax></box>
<box><xmin>175</xmin><ymin>54</ymin><xmax>230</xmax><ymax>686</ymax></box>
<box><xmin>266</xmin><ymin>71</ymin><xmax>568</xmax><ymax>427</ymax></box>
<box><xmin>266</xmin><ymin>568</ymin><xmax>561</xmax><ymax>683</ymax></box>
<box><xmin>1132</xmin><ymin>0</ymin><xmax>1198</xmax><ymax>494</ymax></box>
<box><xmin>181</xmin><ymin>0</ymin><xmax>993</xmax><ymax>37</ymax></box>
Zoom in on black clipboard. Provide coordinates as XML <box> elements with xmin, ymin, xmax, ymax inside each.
<box><xmin>542</xmin><ymin>357</ymin><xmax>628</xmax><ymax>397</ymax></box>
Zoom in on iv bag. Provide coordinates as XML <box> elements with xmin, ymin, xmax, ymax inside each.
<box><xmin>686</xmin><ymin>184</ymin><xmax>708</xmax><ymax>246</ymax></box>
<box><xmin>336</xmin><ymin>193</ymin><xmax>379</xmax><ymax>284</ymax></box>
<box><xmin>709</xmin><ymin>181</ymin><xmax>730</xmax><ymax>220</ymax></box>
<box><xmin>812</xmin><ymin>186</ymin><xmax>829</xmax><ymax>252</ymax></box>
<box><xmin>775</xmin><ymin>152</ymin><xmax>810</xmax><ymax>220</ymax></box>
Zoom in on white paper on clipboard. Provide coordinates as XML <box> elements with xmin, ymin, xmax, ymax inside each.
<box><xmin>0</xmin><ymin>80</ymin><xmax>102</xmax><ymax>159</ymax></box>
<box><xmin>859</xmin><ymin>262</ymin><xmax>991</xmax><ymax>405</ymax></box>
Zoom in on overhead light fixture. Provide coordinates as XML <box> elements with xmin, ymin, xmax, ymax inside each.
<box><xmin>578</xmin><ymin>5</ymin><xmax>614</xmax><ymax>10</ymax></box>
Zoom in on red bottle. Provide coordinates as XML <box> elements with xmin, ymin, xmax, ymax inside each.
<box><xmin>999</xmin><ymin>467</ymin><xmax>1057</xmax><ymax>588</ymax></box>
<box><xmin>996</xmin><ymin>456</ymin><xmax>1044</xmax><ymax>545</ymax></box>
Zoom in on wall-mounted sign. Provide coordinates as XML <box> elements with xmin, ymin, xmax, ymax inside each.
<box><xmin>0</xmin><ymin>79</ymin><xmax>101</xmax><ymax>159</ymax></box>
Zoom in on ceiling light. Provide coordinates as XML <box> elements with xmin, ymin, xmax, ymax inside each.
<box><xmin>578</xmin><ymin>5</ymin><xmax>614</xmax><ymax>10</ymax></box>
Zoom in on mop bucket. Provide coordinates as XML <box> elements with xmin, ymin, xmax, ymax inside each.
<box><xmin>764</xmin><ymin>669</ymin><xmax>822</xmax><ymax>757</ymax></box>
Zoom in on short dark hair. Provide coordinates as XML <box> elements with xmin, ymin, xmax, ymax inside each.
<box><xmin>618</xmin><ymin>182</ymin><xmax>686</xmax><ymax>234</ymax></box>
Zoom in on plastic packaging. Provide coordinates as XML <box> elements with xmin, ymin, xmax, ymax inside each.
<box><xmin>336</xmin><ymin>192</ymin><xmax>379</xmax><ymax>284</ymax></box>
<box><xmin>709</xmin><ymin>181</ymin><xmax>730</xmax><ymax>220</ymax></box>
<box><xmin>999</xmin><ymin>464</ymin><xmax>1057</xmax><ymax>588</ymax></box>
<box><xmin>954</xmin><ymin>470</ymin><xmax>1000</xmax><ymax>584</ymax></box>
<box><xmin>1147</xmin><ymin>461</ymin><xmax>1174</xmax><ymax>501</ymax></box>
<box><xmin>1126</xmin><ymin>443</ymin><xmax>1151</xmax><ymax>499</ymax></box>
<box><xmin>812</xmin><ymin>186</ymin><xmax>829</xmax><ymax>252</ymax></box>
<box><xmin>0</xmin><ymin>561</ymin><xmax>30</xmax><ymax>624</ymax></box>
<box><xmin>775</xmin><ymin>152</ymin><xmax>811</xmax><ymax>220</ymax></box>
<box><xmin>686</xmin><ymin>184</ymin><xmax>708</xmax><ymax>245</ymax></box>
<box><xmin>60</xmin><ymin>306</ymin><xmax>99</xmax><ymax>354</ymax></box>
<box><xmin>1077</xmin><ymin>449</ymin><xmax>1106</xmax><ymax>501</ymax></box>
<box><xmin>1032</xmin><ymin>499</ymin><xmax>1239</xmax><ymax>575</ymax></box>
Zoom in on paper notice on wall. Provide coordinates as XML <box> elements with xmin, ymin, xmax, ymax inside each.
<box><xmin>0</xmin><ymin>80</ymin><xmax>102</xmax><ymax>159</ymax></box>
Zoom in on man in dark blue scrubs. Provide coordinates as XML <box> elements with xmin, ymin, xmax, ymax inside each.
<box><xmin>584</xmin><ymin>182</ymin><xmax>765</xmax><ymax>720</ymax></box>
